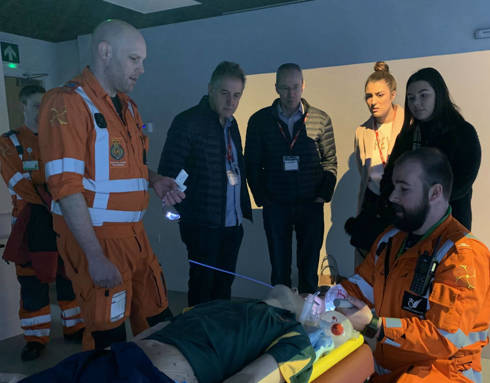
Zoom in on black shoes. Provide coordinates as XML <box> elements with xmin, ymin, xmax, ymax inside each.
<box><xmin>21</xmin><ymin>341</ymin><xmax>45</xmax><ymax>361</ymax></box>
<box><xmin>63</xmin><ymin>328</ymin><xmax>84</xmax><ymax>342</ymax></box>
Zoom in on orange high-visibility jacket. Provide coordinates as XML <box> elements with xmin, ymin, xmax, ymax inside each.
<box><xmin>0</xmin><ymin>126</ymin><xmax>44</xmax><ymax>222</ymax></box>
<box><xmin>38</xmin><ymin>67</ymin><xmax>149</xmax><ymax>234</ymax></box>
<box><xmin>342</xmin><ymin>215</ymin><xmax>490</xmax><ymax>382</ymax></box>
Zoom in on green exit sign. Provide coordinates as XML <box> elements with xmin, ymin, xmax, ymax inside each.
<box><xmin>1</xmin><ymin>42</ymin><xmax>20</xmax><ymax>64</ymax></box>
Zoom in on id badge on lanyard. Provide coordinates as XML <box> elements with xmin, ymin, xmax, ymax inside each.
<box><xmin>227</xmin><ymin>169</ymin><xmax>239</xmax><ymax>186</ymax></box>
<box><xmin>225</xmin><ymin>126</ymin><xmax>239</xmax><ymax>185</ymax></box>
<box><xmin>283</xmin><ymin>155</ymin><xmax>299</xmax><ymax>171</ymax></box>
<box><xmin>277</xmin><ymin>121</ymin><xmax>302</xmax><ymax>172</ymax></box>
<box><xmin>23</xmin><ymin>160</ymin><xmax>39</xmax><ymax>172</ymax></box>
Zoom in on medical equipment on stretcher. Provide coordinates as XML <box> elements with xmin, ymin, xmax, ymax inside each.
<box><xmin>301</xmin><ymin>287</ymin><xmax>365</xmax><ymax>382</ymax></box>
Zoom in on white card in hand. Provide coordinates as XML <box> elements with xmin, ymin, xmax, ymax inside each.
<box><xmin>175</xmin><ymin>169</ymin><xmax>188</xmax><ymax>192</ymax></box>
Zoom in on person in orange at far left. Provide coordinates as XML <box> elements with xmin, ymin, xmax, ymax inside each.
<box><xmin>38</xmin><ymin>19</ymin><xmax>185</xmax><ymax>351</ymax></box>
<box><xmin>0</xmin><ymin>85</ymin><xmax>85</xmax><ymax>361</ymax></box>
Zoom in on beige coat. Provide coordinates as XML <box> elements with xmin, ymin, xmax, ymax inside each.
<box><xmin>354</xmin><ymin>104</ymin><xmax>404</xmax><ymax>212</ymax></box>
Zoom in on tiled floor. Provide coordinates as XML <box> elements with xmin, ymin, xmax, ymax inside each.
<box><xmin>0</xmin><ymin>289</ymin><xmax>488</xmax><ymax>381</ymax></box>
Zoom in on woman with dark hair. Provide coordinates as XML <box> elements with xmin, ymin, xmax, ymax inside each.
<box><xmin>345</xmin><ymin>62</ymin><xmax>404</xmax><ymax>259</ymax></box>
<box><xmin>380</xmin><ymin>67</ymin><xmax>481</xmax><ymax>229</ymax></box>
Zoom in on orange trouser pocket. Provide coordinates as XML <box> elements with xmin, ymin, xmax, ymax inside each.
<box><xmin>149</xmin><ymin>260</ymin><xmax>167</xmax><ymax>309</ymax></box>
<box><xmin>91</xmin><ymin>283</ymin><xmax>132</xmax><ymax>329</ymax></box>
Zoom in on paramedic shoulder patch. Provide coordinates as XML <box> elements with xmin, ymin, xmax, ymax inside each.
<box><xmin>402</xmin><ymin>291</ymin><xmax>427</xmax><ymax>316</ymax></box>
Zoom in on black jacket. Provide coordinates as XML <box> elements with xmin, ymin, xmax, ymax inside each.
<box><xmin>245</xmin><ymin>98</ymin><xmax>337</xmax><ymax>206</ymax></box>
<box><xmin>158</xmin><ymin>96</ymin><xmax>252</xmax><ymax>227</ymax></box>
<box><xmin>380</xmin><ymin>118</ymin><xmax>481</xmax><ymax>229</ymax></box>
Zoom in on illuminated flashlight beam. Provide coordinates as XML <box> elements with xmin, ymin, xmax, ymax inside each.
<box><xmin>189</xmin><ymin>259</ymin><xmax>273</xmax><ymax>288</ymax></box>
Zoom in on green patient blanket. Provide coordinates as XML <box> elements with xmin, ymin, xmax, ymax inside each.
<box><xmin>147</xmin><ymin>299</ymin><xmax>315</xmax><ymax>383</ymax></box>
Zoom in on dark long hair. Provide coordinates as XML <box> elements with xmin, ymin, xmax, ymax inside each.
<box><xmin>403</xmin><ymin>67</ymin><xmax>464</xmax><ymax>131</ymax></box>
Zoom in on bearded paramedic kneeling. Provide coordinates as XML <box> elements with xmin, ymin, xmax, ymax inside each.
<box><xmin>339</xmin><ymin>147</ymin><xmax>489</xmax><ymax>383</ymax></box>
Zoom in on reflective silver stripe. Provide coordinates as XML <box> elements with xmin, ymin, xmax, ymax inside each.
<box><xmin>382</xmin><ymin>338</ymin><xmax>401</xmax><ymax>348</ymax></box>
<box><xmin>11</xmin><ymin>216</ymin><xmax>17</xmax><ymax>225</ymax></box>
<box><xmin>61</xmin><ymin>318</ymin><xmax>84</xmax><ymax>328</ymax></box>
<box><xmin>45</xmin><ymin>158</ymin><xmax>85</xmax><ymax>178</ymax></box>
<box><xmin>374</xmin><ymin>228</ymin><xmax>399</xmax><ymax>264</ymax></box>
<box><xmin>61</xmin><ymin>306</ymin><xmax>81</xmax><ymax>318</ymax></box>
<box><xmin>8</xmin><ymin>134</ymin><xmax>22</xmax><ymax>160</ymax></box>
<box><xmin>347</xmin><ymin>274</ymin><xmax>374</xmax><ymax>304</ymax></box>
<box><xmin>24</xmin><ymin>328</ymin><xmax>50</xmax><ymax>337</ymax></box>
<box><xmin>6</xmin><ymin>132</ymin><xmax>28</xmax><ymax>201</ymax></box>
<box><xmin>82</xmin><ymin>177</ymin><xmax>148</xmax><ymax>193</ymax></box>
<box><xmin>51</xmin><ymin>200</ymin><xmax>62</xmax><ymax>215</ymax></box>
<box><xmin>51</xmin><ymin>201</ymin><xmax>145</xmax><ymax>226</ymax></box>
<box><xmin>127</xmin><ymin>102</ymin><xmax>135</xmax><ymax>118</ymax></box>
<box><xmin>8</xmin><ymin>171</ymin><xmax>30</xmax><ymax>190</ymax></box>
<box><xmin>74</xmin><ymin>86</ymin><xmax>110</xmax><ymax>209</ymax></box>
<box><xmin>374</xmin><ymin>361</ymin><xmax>391</xmax><ymax>375</ymax></box>
<box><xmin>434</xmin><ymin>240</ymin><xmax>455</xmax><ymax>263</ymax></box>
<box><xmin>20</xmin><ymin>314</ymin><xmax>51</xmax><ymax>327</ymax></box>
<box><xmin>438</xmin><ymin>329</ymin><xmax>489</xmax><ymax>349</ymax></box>
<box><xmin>385</xmin><ymin>317</ymin><xmax>402</xmax><ymax>328</ymax></box>
<box><xmin>424</xmin><ymin>240</ymin><xmax>455</xmax><ymax>311</ymax></box>
<box><xmin>462</xmin><ymin>368</ymin><xmax>481</xmax><ymax>383</ymax></box>
<box><xmin>88</xmin><ymin>208</ymin><xmax>145</xmax><ymax>226</ymax></box>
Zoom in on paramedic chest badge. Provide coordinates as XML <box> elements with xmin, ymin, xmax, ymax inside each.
<box><xmin>110</xmin><ymin>139</ymin><xmax>125</xmax><ymax>160</ymax></box>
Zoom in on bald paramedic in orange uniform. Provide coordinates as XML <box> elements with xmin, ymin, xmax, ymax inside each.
<box><xmin>1</xmin><ymin>85</ymin><xmax>84</xmax><ymax>361</ymax></box>
<box><xmin>38</xmin><ymin>20</ymin><xmax>184</xmax><ymax>350</ymax></box>
<box><xmin>339</xmin><ymin>148</ymin><xmax>489</xmax><ymax>383</ymax></box>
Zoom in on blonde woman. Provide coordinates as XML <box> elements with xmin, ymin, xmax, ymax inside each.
<box><xmin>346</xmin><ymin>62</ymin><xmax>404</xmax><ymax>258</ymax></box>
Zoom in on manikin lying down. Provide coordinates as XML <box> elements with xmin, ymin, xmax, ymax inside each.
<box><xmin>15</xmin><ymin>286</ymin><xmax>319</xmax><ymax>383</ymax></box>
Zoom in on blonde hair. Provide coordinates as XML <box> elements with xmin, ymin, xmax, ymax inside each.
<box><xmin>365</xmin><ymin>61</ymin><xmax>397</xmax><ymax>92</ymax></box>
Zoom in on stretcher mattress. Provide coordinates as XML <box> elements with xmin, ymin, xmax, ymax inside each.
<box><xmin>309</xmin><ymin>334</ymin><xmax>365</xmax><ymax>382</ymax></box>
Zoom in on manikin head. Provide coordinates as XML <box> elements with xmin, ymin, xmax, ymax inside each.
<box><xmin>263</xmin><ymin>285</ymin><xmax>306</xmax><ymax>320</ymax></box>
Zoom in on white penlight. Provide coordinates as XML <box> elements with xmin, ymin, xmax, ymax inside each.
<box><xmin>103</xmin><ymin>0</ymin><xmax>201</xmax><ymax>14</ymax></box>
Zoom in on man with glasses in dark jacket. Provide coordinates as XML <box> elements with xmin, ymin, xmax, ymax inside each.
<box><xmin>245</xmin><ymin>63</ymin><xmax>337</xmax><ymax>293</ymax></box>
<box><xmin>159</xmin><ymin>61</ymin><xmax>252</xmax><ymax>306</ymax></box>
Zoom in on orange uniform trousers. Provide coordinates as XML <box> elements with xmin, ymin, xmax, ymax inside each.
<box><xmin>56</xmin><ymin>221</ymin><xmax>169</xmax><ymax>350</ymax></box>
<box><xmin>16</xmin><ymin>263</ymin><xmax>84</xmax><ymax>345</ymax></box>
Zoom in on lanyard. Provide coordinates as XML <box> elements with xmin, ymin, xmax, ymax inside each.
<box><xmin>374</xmin><ymin>107</ymin><xmax>396</xmax><ymax>167</ymax></box>
<box><xmin>375</xmin><ymin>130</ymin><xmax>387</xmax><ymax>167</ymax></box>
<box><xmin>277</xmin><ymin>114</ymin><xmax>306</xmax><ymax>151</ymax></box>
<box><xmin>226</xmin><ymin>127</ymin><xmax>234</xmax><ymax>165</ymax></box>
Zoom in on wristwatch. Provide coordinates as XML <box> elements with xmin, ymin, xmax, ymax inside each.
<box><xmin>362</xmin><ymin>314</ymin><xmax>379</xmax><ymax>338</ymax></box>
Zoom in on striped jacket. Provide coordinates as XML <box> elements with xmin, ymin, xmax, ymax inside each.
<box><xmin>245</xmin><ymin>98</ymin><xmax>337</xmax><ymax>206</ymax></box>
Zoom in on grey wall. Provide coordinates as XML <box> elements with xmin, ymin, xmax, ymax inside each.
<box><xmin>2</xmin><ymin>0</ymin><xmax>490</xmax><ymax>299</ymax></box>
<box><xmin>120</xmin><ymin>0</ymin><xmax>490</xmax><ymax>296</ymax></box>
<box><xmin>0</xmin><ymin>31</ymin><xmax>79</xmax><ymax>90</ymax></box>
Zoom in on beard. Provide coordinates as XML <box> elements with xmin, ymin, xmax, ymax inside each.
<box><xmin>391</xmin><ymin>197</ymin><xmax>429</xmax><ymax>232</ymax></box>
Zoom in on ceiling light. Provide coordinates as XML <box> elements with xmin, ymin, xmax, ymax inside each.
<box><xmin>103</xmin><ymin>0</ymin><xmax>201</xmax><ymax>14</ymax></box>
